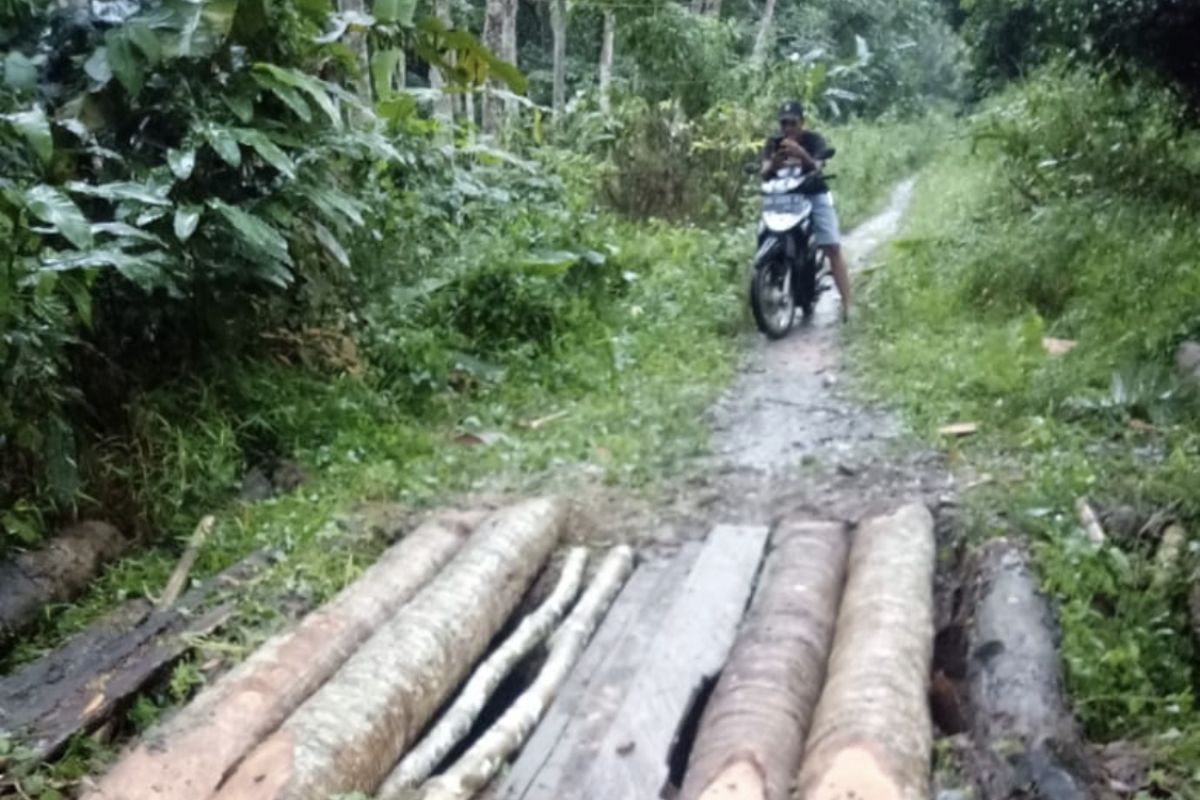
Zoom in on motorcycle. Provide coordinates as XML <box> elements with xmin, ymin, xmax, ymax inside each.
<box><xmin>748</xmin><ymin>148</ymin><xmax>836</xmax><ymax>339</ymax></box>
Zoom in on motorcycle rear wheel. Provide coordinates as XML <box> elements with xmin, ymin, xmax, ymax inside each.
<box><xmin>750</xmin><ymin>258</ymin><xmax>796</xmax><ymax>339</ymax></box>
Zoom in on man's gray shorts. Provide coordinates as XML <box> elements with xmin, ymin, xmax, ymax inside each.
<box><xmin>809</xmin><ymin>192</ymin><xmax>841</xmax><ymax>247</ymax></box>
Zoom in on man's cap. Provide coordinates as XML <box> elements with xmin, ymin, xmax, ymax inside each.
<box><xmin>778</xmin><ymin>100</ymin><xmax>804</xmax><ymax>121</ymax></box>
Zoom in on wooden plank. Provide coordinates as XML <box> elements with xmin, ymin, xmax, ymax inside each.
<box><xmin>565</xmin><ymin>524</ymin><xmax>769</xmax><ymax>800</ymax></box>
<box><xmin>0</xmin><ymin>552</ymin><xmax>271</xmax><ymax>762</ymax></box>
<box><xmin>498</xmin><ymin>545</ymin><xmax>700</xmax><ymax>800</ymax></box>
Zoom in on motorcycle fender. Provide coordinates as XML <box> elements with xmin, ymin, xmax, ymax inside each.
<box><xmin>754</xmin><ymin>235</ymin><xmax>783</xmax><ymax>267</ymax></box>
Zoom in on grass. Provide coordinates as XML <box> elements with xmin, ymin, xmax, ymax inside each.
<box><xmin>852</xmin><ymin>71</ymin><xmax>1200</xmax><ymax>793</ymax></box>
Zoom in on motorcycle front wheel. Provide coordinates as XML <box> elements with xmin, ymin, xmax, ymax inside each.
<box><xmin>750</xmin><ymin>258</ymin><xmax>796</xmax><ymax>339</ymax></box>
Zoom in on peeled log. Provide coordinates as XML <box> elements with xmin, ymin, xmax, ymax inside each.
<box><xmin>84</xmin><ymin>510</ymin><xmax>481</xmax><ymax>800</ymax></box>
<box><xmin>0</xmin><ymin>521</ymin><xmax>125</xmax><ymax>641</ymax></box>
<box><xmin>211</xmin><ymin>497</ymin><xmax>566</xmax><ymax>800</ymax></box>
<box><xmin>379</xmin><ymin>547</ymin><xmax>588</xmax><ymax>796</ymax></box>
<box><xmin>679</xmin><ymin>520</ymin><xmax>850</xmax><ymax>800</ymax></box>
<box><xmin>796</xmin><ymin>503</ymin><xmax>935</xmax><ymax>800</ymax></box>
<box><xmin>967</xmin><ymin>538</ymin><xmax>1091</xmax><ymax>800</ymax></box>
<box><xmin>418</xmin><ymin>545</ymin><xmax>635</xmax><ymax>800</ymax></box>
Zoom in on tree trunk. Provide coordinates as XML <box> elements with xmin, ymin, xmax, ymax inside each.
<box><xmin>501</xmin><ymin>0</ymin><xmax>519</xmax><ymax>124</ymax></box>
<box><xmin>752</xmin><ymin>0</ymin><xmax>776</xmax><ymax>65</ymax></box>
<box><xmin>1177</xmin><ymin>340</ymin><xmax>1200</xmax><ymax>386</ymax></box>
<box><xmin>430</xmin><ymin>0</ymin><xmax>455</xmax><ymax>124</ymax></box>
<box><xmin>83</xmin><ymin>511</ymin><xmax>480</xmax><ymax>800</ymax></box>
<box><xmin>0</xmin><ymin>521</ymin><xmax>126</xmax><ymax>643</ymax></box>
<box><xmin>481</xmin><ymin>0</ymin><xmax>505</xmax><ymax>133</ymax></box>
<box><xmin>690</xmin><ymin>0</ymin><xmax>705</xmax><ymax>13</ymax></box>
<box><xmin>418</xmin><ymin>546</ymin><xmax>635</xmax><ymax>800</ymax></box>
<box><xmin>796</xmin><ymin>504</ymin><xmax>935</xmax><ymax>800</ymax></box>
<box><xmin>679</xmin><ymin>520</ymin><xmax>850</xmax><ymax>800</ymax></box>
<box><xmin>210</xmin><ymin>498</ymin><xmax>566</xmax><ymax>800</ymax></box>
<box><xmin>550</xmin><ymin>0</ymin><xmax>567</xmax><ymax>117</ymax></box>
<box><xmin>341</xmin><ymin>0</ymin><xmax>371</xmax><ymax>101</ymax></box>
<box><xmin>967</xmin><ymin>538</ymin><xmax>1092</xmax><ymax>800</ymax></box>
<box><xmin>598</xmin><ymin>10</ymin><xmax>615</xmax><ymax>116</ymax></box>
<box><xmin>378</xmin><ymin>547</ymin><xmax>589</xmax><ymax>796</ymax></box>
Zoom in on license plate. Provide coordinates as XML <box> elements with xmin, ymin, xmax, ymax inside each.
<box><xmin>762</xmin><ymin>193</ymin><xmax>810</xmax><ymax>214</ymax></box>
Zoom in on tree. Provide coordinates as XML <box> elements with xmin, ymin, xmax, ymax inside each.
<box><xmin>752</xmin><ymin>0</ymin><xmax>776</xmax><ymax>66</ymax></box>
<box><xmin>429</xmin><ymin>0</ymin><xmax>455</xmax><ymax>124</ymax></box>
<box><xmin>599</xmin><ymin>8</ymin><xmax>615</xmax><ymax>115</ymax></box>
<box><xmin>482</xmin><ymin>0</ymin><xmax>519</xmax><ymax>132</ymax></box>
<box><xmin>550</xmin><ymin>0</ymin><xmax>567</xmax><ymax>115</ymax></box>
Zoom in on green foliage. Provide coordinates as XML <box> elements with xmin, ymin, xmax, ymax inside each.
<box><xmin>853</xmin><ymin>68</ymin><xmax>1200</xmax><ymax>789</ymax></box>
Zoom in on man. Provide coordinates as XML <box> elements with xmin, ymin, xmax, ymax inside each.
<box><xmin>761</xmin><ymin>100</ymin><xmax>851</xmax><ymax>322</ymax></box>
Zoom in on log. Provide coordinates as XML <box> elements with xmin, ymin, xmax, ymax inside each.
<box><xmin>966</xmin><ymin>538</ymin><xmax>1091</xmax><ymax>800</ymax></box>
<box><xmin>210</xmin><ymin>497</ymin><xmax>566</xmax><ymax>800</ymax></box>
<box><xmin>678</xmin><ymin>520</ymin><xmax>850</xmax><ymax>800</ymax></box>
<box><xmin>157</xmin><ymin>515</ymin><xmax>215</xmax><ymax>609</ymax></box>
<box><xmin>84</xmin><ymin>511</ymin><xmax>481</xmax><ymax>800</ymax></box>
<box><xmin>416</xmin><ymin>546</ymin><xmax>635</xmax><ymax>800</ymax></box>
<box><xmin>379</xmin><ymin>547</ymin><xmax>589</xmax><ymax>796</ymax></box>
<box><xmin>0</xmin><ymin>521</ymin><xmax>126</xmax><ymax>641</ymax></box>
<box><xmin>796</xmin><ymin>503</ymin><xmax>936</xmax><ymax>800</ymax></box>
<box><xmin>0</xmin><ymin>552</ymin><xmax>271</xmax><ymax>763</ymax></box>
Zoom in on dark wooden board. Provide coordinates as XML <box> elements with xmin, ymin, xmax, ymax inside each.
<box><xmin>0</xmin><ymin>551</ymin><xmax>272</xmax><ymax>762</ymax></box>
<box><xmin>498</xmin><ymin>545</ymin><xmax>700</xmax><ymax>800</ymax></box>
<box><xmin>500</xmin><ymin>524</ymin><xmax>770</xmax><ymax>800</ymax></box>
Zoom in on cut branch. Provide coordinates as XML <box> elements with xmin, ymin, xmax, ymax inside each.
<box><xmin>157</xmin><ymin>515</ymin><xmax>214</xmax><ymax>609</ymax></box>
<box><xmin>416</xmin><ymin>546</ymin><xmax>635</xmax><ymax>800</ymax></box>
<box><xmin>796</xmin><ymin>503</ymin><xmax>936</xmax><ymax>800</ymax></box>
<box><xmin>85</xmin><ymin>511</ymin><xmax>480</xmax><ymax>800</ymax></box>
<box><xmin>379</xmin><ymin>547</ymin><xmax>589</xmax><ymax>795</ymax></box>
<box><xmin>210</xmin><ymin>498</ymin><xmax>566</xmax><ymax>800</ymax></box>
<box><xmin>679</xmin><ymin>520</ymin><xmax>849</xmax><ymax>800</ymax></box>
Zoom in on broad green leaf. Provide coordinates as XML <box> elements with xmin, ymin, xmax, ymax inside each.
<box><xmin>25</xmin><ymin>185</ymin><xmax>92</xmax><ymax>249</ymax></box>
<box><xmin>253</xmin><ymin>64</ymin><xmax>341</xmax><ymax>127</ymax></box>
<box><xmin>162</xmin><ymin>0</ymin><xmax>238</xmax><ymax>58</ymax></box>
<box><xmin>45</xmin><ymin>417</ymin><xmax>80</xmax><ymax>504</ymax></box>
<box><xmin>4</xmin><ymin>106</ymin><xmax>53</xmax><ymax>164</ymax></box>
<box><xmin>519</xmin><ymin>250</ymin><xmax>579</xmax><ymax>276</ymax></box>
<box><xmin>83</xmin><ymin>47</ymin><xmax>113</xmax><ymax>84</ymax></box>
<box><xmin>66</xmin><ymin>181</ymin><xmax>172</xmax><ymax>206</ymax></box>
<box><xmin>371</xmin><ymin>48</ymin><xmax>404</xmax><ymax>100</ymax></box>
<box><xmin>105</xmin><ymin>30</ymin><xmax>144</xmax><ymax>96</ymax></box>
<box><xmin>308</xmin><ymin>186</ymin><xmax>367</xmax><ymax>230</ymax></box>
<box><xmin>232</xmin><ymin>129</ymin><xmax>295</xmax><ymax>178</ymax></box>
<box><xmin>92</xmin><ymin>221</ymin><xmax>167</xmax><ymax>246</ymax></box>
<box><xmin>223</xmin><ymin>92</ymin><xmax>255</xmax><ymax>123</ymax></box>
<box><xmin>374</xmin><ymin>0</ymin><xmax>415</xmax><ymax>25</ymax></box>
<box><xmin>167</xmin><ymin>148</ymin><xmax>196</xmax><ymax>180</ymax></box>
<box><xmin>209</xmin><ymin>199</ymin><xmax>293</xmax><ymax>272</ymax></box>
<box><xmin>204</xmin><ymin>126</ymin><xmax>242</xmax><ymax>167</ymax></box>
<box><xmin>252</xmin><ymin>73</ymin><xmax>313</xmax><ymax>122</ymax></box>
<box><xmin>4</xmin><ymin>51</ymin><xmax>37</xmax><ymax>92</ymax></box>
<box><xmin>174</xmin><ymin>205</ymin><xmax>202</xmax><ymax>242</ymax></box>
<box><xmin>127</xmin><ymin>23</ymin><xmax>162</xmax><ymax>65</ymax></box>
<box><xmin>39</xmin><ymin>248</ymin><xmax>175</xmax><ymax>290</ymax></box>
<box><xmin>312</xmin><ymin>221</ymin><xmax>349</xmax><ymax>268</ymax></box>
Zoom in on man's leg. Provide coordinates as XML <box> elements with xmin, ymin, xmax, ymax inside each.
<box><xmin>823</xmin><ymin>244</ymin><xmax>851</xmax><ymax>321</ymax></box>
<box><xmin>810</xmin><ymin>192</ymin><xmax>850</xmax><ymax>321</ymax></box>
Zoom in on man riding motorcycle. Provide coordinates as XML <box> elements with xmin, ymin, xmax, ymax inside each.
<box><xmin>760</xmin><ymin>100</ymin><xmax>851</xmax><ymax>322</ymax></box>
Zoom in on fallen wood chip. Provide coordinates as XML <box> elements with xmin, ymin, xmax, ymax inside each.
<box><xmin>416</xmin><ymin>546</ymin><xmax>635</xmax><ymax>800</ymax></box>
<box><xmin>1075</xmin><ymin>498</ymin><xmax>1108</xmax><ymax>546</ymax></box>
<box><xmin>938</xmin><ymin>422</ymin><xmax>979</xmax><ymax>437</ymax></box>
<box><xmin>379</xmin><ymin>547</ymin><xmax>590</xmax><ymax>795</ymax></box>
<box><xmin>1042</xmin><ymin>337</ymin><xmax>1078</xmax><ymax>356</ymax></box>
<box><xmin>521</xmin><ymin>410</ymin><xmax>570</xmax><ymax>430</ymax></box>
